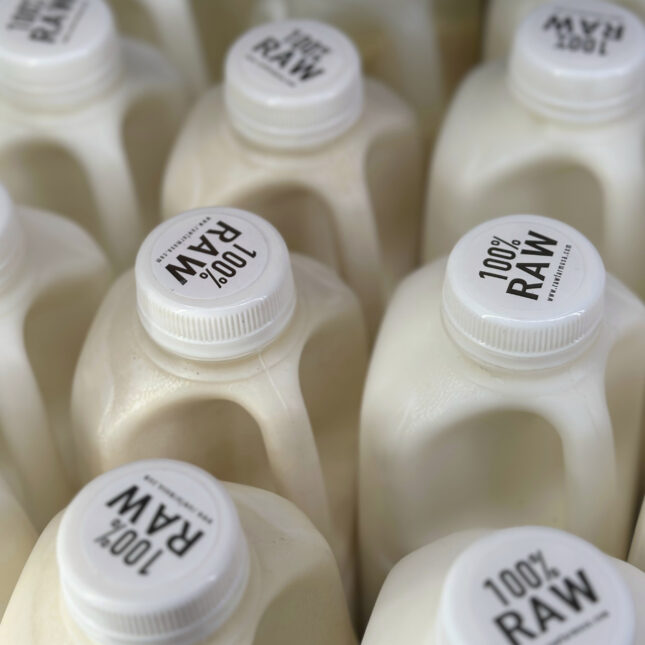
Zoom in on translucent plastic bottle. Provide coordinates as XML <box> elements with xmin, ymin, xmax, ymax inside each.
<box><xmin>161</xmin><ymin>19</ymin><xmax>424</xmax><ymax>338</ymax></box>
<box><xmin>0</xmin><ymin>185</ymin><xmax>111</xmax><ymax>530</ymax></box>
<box><xmin>630</xmin><ymin>497</ymin><xmax>645</xmax><ymax>572</ymax></box>
<box><xmin>484</xmin><ymin>0</ymin><xmax>645</xmax><ymax>60</ymax></box>
<box><xmin>71</xmin><ymin>207</ymin><xmax>367</xmax><ymax>607</ymax></box>
<box><xmin>363</xmin><ymin>527</ymin><xmax>645</xmax><ymax>644</ymax></box>
<box><xmin>424</xmin><ymin>0</ymin><xmax>645</xmax><ymax>299</ymax></box>
<box><xmin>360</xmin><ymin>214</ymin><xmax>645</xmax><ymax>614</ymax></box>
<box><xmin>0</xmin><ymin>459</ymin><xmax>357</xmax><ymax>645</ymax></box>
<box><xmin>0</xmin><ymin>472</ymin><xmax>36</xmax><ymax>616</ymax></box>
<box><xmin>0</xmin><ymin>0</ymin><xmax>189</xmax><ymax>270</ymax></box>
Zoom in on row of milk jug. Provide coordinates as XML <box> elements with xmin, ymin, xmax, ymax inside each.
<box><xmin>3</xmin><ymin>459</ymin><xmax>645</xmax><ymax>644</ymax></box>
<box><xmin>3</xmin><ymin>0</ymin><xmax>645</xmax><ymax>333</ymax></box>
<box><xmin>1</xmin><ymin>183</ymin><xmax>645</xmax><ymax>633</ymax></box>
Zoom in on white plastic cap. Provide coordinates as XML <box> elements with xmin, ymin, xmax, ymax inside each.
<box><xmin>0</xmin><ymin>0</ymin><xmax>122</xmax><ymax>110</ymax></box>
<box><xmin>224</xmin><ymin>19</ymin><xmax>363</xmax><ymax>149</ymax></box>
<box><xmin>508</xmin><ymin>0</ymin><xmax>645</xmax><ymax>122</ymax></box>
<box><xmin>57</xmin><ymin>459</ymin><xmax>250</xmax><ymax>645</ymax></box>
<box><xmin>437</xmin><ymin>527</ymin><xmax>635</xmax><ymax>645</ymax></box>
<box><xmin>441</xmin><ymin>214</ymin><xmax>605</xmax><ymax>370</ymax></box>
<box><xmin>0</xmin><ymin>185</ymin><xmax>26</xmax><ymax>294</ymax></box>
<box><xmin>135</xmin><ymin>207</ymin><xmax>296</xmax><ymax>361</ymax></box>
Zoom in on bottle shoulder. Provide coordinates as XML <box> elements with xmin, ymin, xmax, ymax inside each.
<box><xmin>363</xmin><ymin>260</ymin><xmax>645</xmax><ymax>434</ymax></box>
<box><xmin>74</xmin><ymin>255</ymin><xmax>365</xmax><ymax>394</ymax></box>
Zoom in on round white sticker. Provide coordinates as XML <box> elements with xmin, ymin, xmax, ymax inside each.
<box><xmin>447</xmin><ymin>216</ymin><xmax>600</xmax><ymax>321</ymax></box>
<box><xmin>439</xmin><ymin>527</ymin><xmax>635</xmax><ymax>645</ymax></box>
<box><xmin>80</xmin><ymin>464</ymin><xmax>219</xmax><ymax>586</ymax></box>
<box><xmin>150</xmin><ymin>212</ymin><xmax>270</xmax><ymax>301</ymax></box>
<box><xmin>520</xmin><ymin>1</ymin><xmax>644</xmax><ymax>70</ymax></box>
<box><xmin>229</xmin><ymin>19</ymin><xmax>352</xmax><ymax>97</ymax></box>
<box><xmin>0</xmin><ymin>0</ymin><xmax>102</xmax><ymax>54</ymax></box>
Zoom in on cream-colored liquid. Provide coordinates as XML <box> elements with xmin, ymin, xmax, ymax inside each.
<box><xmin>0</xmin><ymin>206</ymin><xmax>111</xmax><ymax>530</ymax></box>
<box><xmin>0</xmin><ymin>483</ymin><xmax>357</xmax><ymax>644</ymax></box>
<box><xmin>162</xmin><ymin>81</ymin><xmax>424</xmax><ymax>338</ymax></box>
<box><xmin>0</xmin><ymin>40</ymin><xmax>188</xmax><ymax>271</ymax></box>
<box><xmin>362</xmin><ymin>530</ymin><xmax>645</xmax><ymax>644</ymax></box>
<box><xmin>359</xmin><ymin>259</ymin><xmax>645</xmax><ymax>616</ymax></box>
<box><xmin>71</xmin><ymin>254</ymin><xmax>367</xmax><ymax>611</ymax></box>
<box><xmin>423</xmin><ymin>61</ymin><xmax>645</xmax><ymax>300</ymax></box>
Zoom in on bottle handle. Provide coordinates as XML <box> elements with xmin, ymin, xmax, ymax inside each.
<box><xmin>543</xmin><ymin>385</ymin><xmax>620</xmax><ymax>555</ymax></box>
<box><xmin>0</xmin><ymin>318</ymin><xmax>71</xmax><ymax>530</ymax></box>
<box><xmin>68</xmin><ymin>125</ymin><xmax>144</xmax><ymax>271</ymax></box>
<box><xmin>318</xmin><ymin>176</ymin><xmax>385</xmax><ymax>339</ymax></box>
<box><xmin>244</xmin><ymin>361</ymin><xmax>333</xmax><ymax>542</ymax></box>
<box><xmin>137</xmin><ymin>0</ymin><xmax>209</xmax><ymax>96</ymax></box>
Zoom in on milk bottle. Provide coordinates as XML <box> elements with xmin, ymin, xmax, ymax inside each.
<box><xmin>71</xmin><ymin>207</ymin><xmax>367</xmax><ymax>605</ymax></box>
<box><xmin>629</xmin><ymin>497</ymin><xmax>645</xmax><ymax>572</ymax></box>
<box><xmin>484</xmin><ymin>0</ymin><xmax>645</xmax><ymax>60</ymax></box>
<box><xmin>0</xmin><ymin>473</ymin><xmax>36</xmax><ymax>616</ymax></box>
<box><xmin>424</xmin><ymin>0</ymin><xmax>645</xmax><ymax>299</ymax></box>
<box><xmin>0</xmin><ymin>459</ymin><xmax>357</xmax><ymax>645</ymax></box>
<box><xmin>161</xmin><ymin>19</ymin><xmax>424</xmax><ymax>338</ymax></box>
<box><xmin>360</xmin><ymin>214</ymin><xmax>645</xmax><ymax>614</ymax></box>
<box><xmin>362</xmin><ymin>526</ymin><xmax>645</xmax><ymax>644</ymax></box>
<box><xmin>0</xmin><ymin>185</ymin><xmax>111</xmax><ymax>530</ymax></box>
<box><xmin>0</xmin><ymin>0</ymin><xmax>189</xmax><ymax>270</ymax></box>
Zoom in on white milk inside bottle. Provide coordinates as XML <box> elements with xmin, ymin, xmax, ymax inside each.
<box><xmin>424</xmin><ymin>0</ymin><xmax>645</xmax><ymax>299</ymax></box>
<box><xmin>0</xmin><ymin>459</ymin><xmax>357</xmax><ymax>644</ymax></box>
<box><xmin>71</xmin><ymin>207</ymin><xmax>366</xmax><ymax>608</ymax></box>
<box><xmin>362</xmin><ymin>526</ymin><xmax>645</xmax><ymax>644</ymax></box>
<box><xmin>483</xmin><ymin>0</ymin><xmax>645</xmax><ymax>60</ymax></box>
<box><xmin>629</xmin><ymin>497</ymin><xmax>645</xmax><ymax>572</ymax></box>
<box><xmin>161</xmin><ymin>18</ymin><xmax>424</xmax><ymax>338</ymax></box>
<box><xmin>0</xmin><ymin>472</ymin><xmax>36</xmax><ymax>616</ymax></box>
<box><xmin>360</xmin><ymin>214</ymin><xmax>645</xmax><ymax>614</ymax></box>
<box><xmin>0</xmin><ymin>0</ymin><xmax>188</xmax><ymax>270</ymax></box>
<box><xmin>0</xmin><ymin>185</ymin><xmax>111</xmax><ymax>530</ymax></box>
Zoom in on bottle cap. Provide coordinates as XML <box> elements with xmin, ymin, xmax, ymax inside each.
<box><xmin>57</xmin><ymin>459</ymin><xmax>250</xmax><ymax>645</ymax></box>
<box><xmin>0</xmin><ymin>185</ymin><xmax>25</xmax><ymax>293</ymax></box>
<box><xmin>135</xmin><ymin>207</ymin><xmax>296</xmax><ymax>361</ymax></box>
<box><xmin>224</xmin><ymin>19</ymin><xmax>363</xmax><ymax>149</ymax></box>
<box><xmin>0</xmin><ymin>0</ymin><xmax>122</xmax><ymax>110</ymax></box>
<box><xmin>437</xmin><ymin>526</ymin><xmax>635</xmax><ymax>645</ymax></box>
<box><xmin>441</xmin><ymin>214</ymin><xmax>605</xmax><ymax>369</ymax></box>
<box><xmin>508</xmin><ymin>0</ymin><xmax>645</xmax><ymax>122</ymax></box>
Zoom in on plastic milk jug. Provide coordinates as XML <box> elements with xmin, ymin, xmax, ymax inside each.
<box><xmin>0</xmin><ymin>472</ymin><xmax>36</xmax><ymax>616</ymax></box>
<box><xmin>0</xmin><ymin>185</ymin><xmax>111</xmax><ymax>530</ymax></box>
<box><xmin>484</xmin><ymin>0</ymin><xmax>645</xmax><ymax>60</ymax></box>
<box><xmin>629</xmin><ymin>497</ymin><xmax>645</xmax><ymax>572</ymax></box>
<box><xmin>0</xmin><ymin>0</ymin><xmax>189</xmax><ymax>270</ymax></box>
<box><xmin>71</xmin><ymin>207</ymin><xmax>367</xmax><ymax>606</ymax></box>
<box><xmin>0</xmin><ymin>459</ymin><xmax>357</xmax><ymax>645</ymax></box>
<box><xmin>360</xmin><ymin>214</ymin><xmax>645</xmax><ymax>614</ymax></box>
<box><xmin>423</xmin><ymin>0</ymin><xmax>645</xmax><ymax>299</ymax></box>
<box><xmin>362</xmin><ymin>526</ymin><xmax>645</xmax><ymax>645</ymax></box>
<box><xmin>161</xmin><ymin>19</ymin><xmax>424</xmax><ymax>338</ymax></box>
